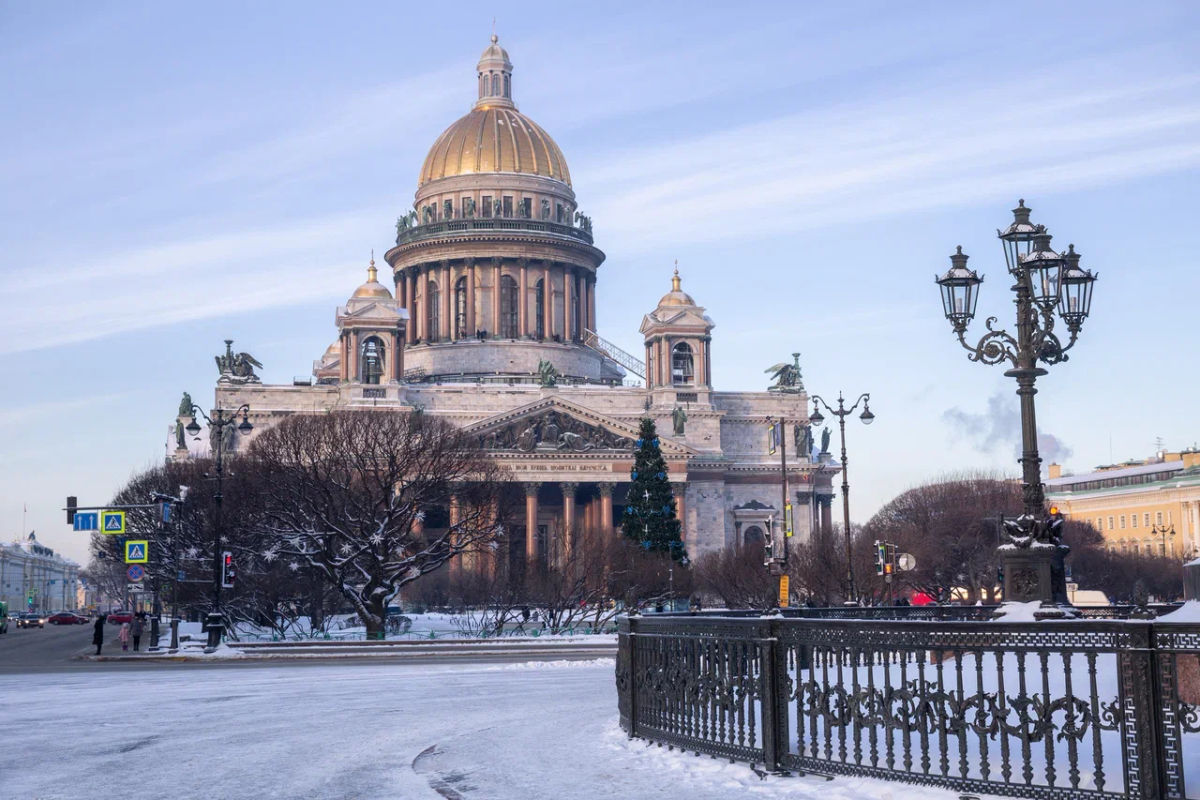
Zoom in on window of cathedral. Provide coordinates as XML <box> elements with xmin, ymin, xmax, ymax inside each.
<box><xmin>556</xmin><ymin>203</ymin><xmax>564</xmax><ymax>223</ymax></box>
<box><xmin>443</xmin><ymin>199</ymin><xmax>453</xmax><ymax>220</ymax></box>
<box><xmin>427</xmin><ymin>280</ymin><xmax>440</xmax><ymax>342</ymax></box>
<box><xmin>500</xmin><ymin>275</ymin><xmax>519</xmax><ymax>338</ymax></box>
<box><xmin>502</xmin><ymin>196</ymin><xmax>513</xmax><ymax>218</ymax></box>
<box><xmin>361</xmin><ymin>337</ymin><xmax>385</xmax><ymax>384</ymax></box>
<box><xmin>454</xmin><ymin>277</ymin><xmax>468</xmax><ymax>339</ymax></box>
<box><xmin>744</xmin><ymin>525</ymin><xmax>765</xmax><ymax>546</ymax></box>
<box><xmin>482</xmin><ymin>195</ymin><xmax>492</xmax><ymax>218</ymax></box>
<box><xmin>503</xmin><ymin>74</ymin><xmax>510</xmax><ymax>98</ymax></box>
<box><xmin>491</xmin><ymin>74</ymin><xmax>499</xmax><ymax>95</ymax></box>
<box><xmin>671</xmin><ymin>342</ymin><xmax>694</xmax><ymax>386</ymax></box>
<box><xmin>535</xmin><ymin>278</ymin><xmax>545</xmax><ymax>340</ymax></box>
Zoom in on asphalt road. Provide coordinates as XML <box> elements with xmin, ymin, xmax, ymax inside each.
<box><xmin>0</xmin><ymin>619</ymin><xmax>95</xmax><ymax>673</ymax></box>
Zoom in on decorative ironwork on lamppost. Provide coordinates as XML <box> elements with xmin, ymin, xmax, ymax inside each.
<box><xmin>1150</xmin><ymin>522</ymin><xmax>1176</xmax><ymax>558</ymax></box>
<box><xmin>183</xmin><ymin>401</ymin><xmax>253</xmax><ymax>650</ymax></box>
<box><xmin>808</xmin><ymin>392</ymin><xmax>874</xmax><ymax>604</ymax></box>
<box><xmin>935</xmin><ymin>199</ymin><xmax>1097</xmax><ymax>617</ymax></box>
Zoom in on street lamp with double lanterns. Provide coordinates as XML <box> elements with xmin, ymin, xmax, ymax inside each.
<box><xmin>183</xmin><ymin>402</ymin><xmax>253</xmax><ymax>650</ymax></box>
<box><xmin>808</xmin><ymin>392</ymin><xmax>874</xmax><ymax>604</ymax></box>
<box><xmin>935</xmin><ymin>199</ymin><xmax>1097</xmax><ymax>617</ymax></box>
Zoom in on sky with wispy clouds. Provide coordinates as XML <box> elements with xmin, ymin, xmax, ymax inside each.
<box><xmin>2</xmin><ymin>1</ymin><xmax>1198</xmax><ymax>565</ymax></box>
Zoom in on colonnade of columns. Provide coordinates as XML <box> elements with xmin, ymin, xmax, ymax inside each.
<box><xmin>395</xmin><ymin>259</ymin><xmax>598</xmax><ymax>345</ymax></box>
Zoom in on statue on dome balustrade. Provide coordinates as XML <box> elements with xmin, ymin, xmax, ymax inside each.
<box><xmin>464</xmin><ymin>197</ymin><xmax>476</xmax><ymax>218</ymax></box>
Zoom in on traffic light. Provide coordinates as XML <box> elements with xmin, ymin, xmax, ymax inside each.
<box><xmin>875</xmin><ymin>541</ymin><xmax>886</xmax><ymax>575</ymax></box>
<box><xmin>221</xmin><ymin>551</ymin><xmax>236</xmax><ymax>589</ymax></box>
<box><xmin>66</xmin><ymin>496</ymin><xmax>77</xmax><ymax>525</ymax></box>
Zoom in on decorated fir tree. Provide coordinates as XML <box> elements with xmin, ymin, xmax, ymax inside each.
<box><xmin>621</xmin><ymin>418</ymin><xmax>685</xmax><ymax>560</ymax></box>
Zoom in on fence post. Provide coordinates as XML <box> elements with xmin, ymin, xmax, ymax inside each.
<box><xmin>759</xmin><ymin>617</ymin><xmax>784</xmax><ymax>772</ymax></box>
<box><xmin>618</xmin><ymin>615</ymin><xmax>637</xmax><ymax>737</ymax></box>
<box><xmin>1117</xmin><ymin>621</ymin><xmax>1164</xmax><ymax>799</ymax></box>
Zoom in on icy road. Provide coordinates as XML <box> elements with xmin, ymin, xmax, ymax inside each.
<box><xmin>1</xmin><ymin>659</ymin><xmax>968</xmax><ymax>800</ymax></box>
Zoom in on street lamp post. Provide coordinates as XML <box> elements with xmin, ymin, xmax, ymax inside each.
<box><xmin>808</xmin><ymin>392</ymin><xmax>874</xmax><ymax>604</ymax></box>
<box><xmin>184</xmin><ymin>402</ymin><xmax>253</xmax><ymax>651</ymax></box>
<box><xmin>935</xmin><ymin>200</ymin><xmax>1097</xmax><ymax>616</ymax></box>
<box><xmin>1151</xmin><ymin>523</ymin><xmax>1176</xmax><ymax>558</ymax></box>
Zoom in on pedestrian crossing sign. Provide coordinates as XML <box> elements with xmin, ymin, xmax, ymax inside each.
<box><xmin>124</xmin><ymin>540</ymin><xmax>148</xmax><ymax>563</ymax></box>
<box><xmin>100</xmin><ymin>510</ymin><xmax>126</xmax><ymax>534</ymax></box>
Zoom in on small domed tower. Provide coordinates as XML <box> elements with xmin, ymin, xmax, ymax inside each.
<box><xmin>640</xmin><ymin>266</ymin><xmax>714</xmax><ymax>405</ymax></box>
<box><xmin>315</xmin><ymin>256</ymin><xmax>408</xmax><ymax>384</ymax></box>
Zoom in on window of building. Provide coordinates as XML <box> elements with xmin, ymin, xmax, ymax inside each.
<box><xmin>499</xmin><ymin>275</ymin><xmax>519</xmax><ymax>338</ymax></box>
<box><xmin>482</xmin><ymin>196</ymin><xmax>493</xmax><ymax>218</ymax></box>
<box><xmin>1120</xmin><ymin>515</ymin><xmax>1126</xmax><ymax>529</ymax></box>
<box><xmin>454</xmin><ymin>277</ymin><xmax>467</xmax><ymax>339</ymax></box>
<box><xmin>503</xmin><ymin>74</ymin><xmax>510</xmax><ymax>98</ymax></box>
<box><xmin>443</xmin><ymin>199</ymin><xmax>453</xmax><ymax>220</ymax></box>
<box><xmin>1132</xmin><ymin>542</ymin><xmax>1140</xmax><ymax>555</ymax></box>
<box><xmin>534</xmin><ymin>278</ymin><xmax>545</xmax><ymax>340</ymax></box>
<box><xmin>1132</xmin><ymin>514</ymin><xmax>1138</xmax><ymax>529</ymax></box>
<box><xmin>1156</xmin><ymin>511</ymin><xmax>1164</xmax><ymax>525</ymax></box>
<box><xmin>502</xmin><ymin>196</ymin><xmax>513</xmax><ymax>217</ymax></box>
<box><xmin>743</xmin><ymin>525</ymin><xmax>765</xmax><ymax>546</ymax></box>
<box><xmin>1144</xmin><ymin>513</ymin><xmax>1151</xmax><ymax>527</ymax></box>
<box><xmin>426</xmin><ymin>280</ymin><xmax>440</xmax><ymax>342</ymax></box>
<box><xmin>556</xmin><ymin>203</ymin><xmax>564</xmax><ymax>223</ymax></box>
<box><xmin>360</xmin><ymin>336</ymin><xmax>385</xmax><ymax>384</ymax></box>
<box><xmin>1108</xmin><ymin>516</ymin><xmax>1115</xmax><ymax>531</ymax></box>
<box><xmin>671</xmin><ymin>342</ymin><xmax>695</xmax><ymax>386</ymax></box>
<box><xmin>491</xmin><ymin>74</ymin><xmax>499</xmax><ymax>95</ymax></box>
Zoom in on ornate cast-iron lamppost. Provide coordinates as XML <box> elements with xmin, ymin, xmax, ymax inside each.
<box><xmin>1150</xmin><ymin>522</ymin><xmax>1176</xmax><ymax>559</ymax></box>
<box><xmin>935</xmin><ymin>199</ymin><xmax>1097</xmax><ymax>616</ymax></box>
<box><xmin>184</xmin><ymin>402</ymin><xmax>253</xmax><ymax>650</ymax></box>
<box><xmin>808</xmin><ymin>392</ymin><xmax>874</xmax><ymax>604</ymax></box>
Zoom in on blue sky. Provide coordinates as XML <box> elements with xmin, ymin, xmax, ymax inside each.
<box><xmin>2</xmin><ymin>1</ymin><xmax>1198</xmax><ymax>565</ymax></box>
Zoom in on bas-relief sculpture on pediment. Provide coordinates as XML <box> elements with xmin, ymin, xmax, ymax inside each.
<box><xmin>479</xmin><ymin>409</ymin><xmax>632</xmax><ymax>454</ymax></box>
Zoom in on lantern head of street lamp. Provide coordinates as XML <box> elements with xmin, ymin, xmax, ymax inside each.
<box><xmin>997</xmin><ymin>199</ymin><xmax>1040</xmax><ymax>274</ymax></box>
<box><xmin>237</xmin><ymin>412</ymin><xmax>253</xmax><ymax>434</ymax></box>
<box><xmin>809</xmin><ymin>406</ymin><xmax>825</xmax><ymax>427</ymax></box>
<box><xmin>185</xmin><ymin>418</ymin><xmax>202</xmax><ymax>437</ymax></box>
<box><xmin>859</xmin><ymin>402</ymin><xmax>875</xmax><ymax>425</ymax></box>
<box><xmin>1058</xmin><ymin>244</ymin><xmax>1096</xmax><ymax>331</ymax></box>
<box><xmin>936</xmin><ymin>246</ymin><xmax>983</xmax><ymax>332</ymax></box>
<box><xmin>1020</xmin><ymin>230</ymin><xmax>1064</xmax><ymax>310</ymax></box>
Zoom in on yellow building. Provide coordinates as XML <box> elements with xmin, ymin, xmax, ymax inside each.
<box><xmin>1046</xmin><ymin>450</ymin><xmax>1200</xmax><ymax>558</ymax></box>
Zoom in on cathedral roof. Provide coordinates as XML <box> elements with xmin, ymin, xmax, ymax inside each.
<box><xmin>350</xmin><ymin>257</ymin><xmax>392</xmax><ymax>300</ymax></box>
<box><xmin>418</xmin><ymin>36</ymin><xmax>571</xmax><ymax>188</ymax></box>
<box><xmin>657</xmin><ymin>267</ymin><xmax>697</xmax><ymax>308</ymax></box>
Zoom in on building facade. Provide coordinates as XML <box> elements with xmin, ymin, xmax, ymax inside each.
<box><xmin>1046</xmin><ymin>449</ymin><xmax>1200</xmax><ymax>558</ymax></box>
<box><xmin>173</xmin><ymin>37</ymin><xmax>839</xmax><ymax>573</ymax></box>
<box><xmin>0</xmin><ymin>533</ymin><xmax>80</xmax><ymax>613</ymax></box>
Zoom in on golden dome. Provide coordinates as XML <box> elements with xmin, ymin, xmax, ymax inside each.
<box><xmin>418</xmin><ymin>36</ymin><xmax>571</xmax><ymax>187</ymax></box>
<box><xmin>351</xmin><ymin>257</ymin><xmax>393</xmax><ymax>300</ymax></box>
<box><xmin>658</xmin><ymin>266</ymin><xmax>696</xmax><ymax>307</ymax></box>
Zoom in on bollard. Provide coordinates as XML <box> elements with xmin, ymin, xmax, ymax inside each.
<box><xmin>169</xmin><ymin>618</ymin><xmax>179</xmax><ymax>651</ymax></box>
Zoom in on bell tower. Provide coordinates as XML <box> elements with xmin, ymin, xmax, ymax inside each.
<box><xmin>640</xmin><ymin>266</ymin><xmax>714</xmax><ymax>406</ymax></box>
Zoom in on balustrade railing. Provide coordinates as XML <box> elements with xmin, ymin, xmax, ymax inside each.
<box><xmin>617</xmin><ymin>613</ymin><xmax>1200</xmax><ymax>799</ymax></box>
<box><xmin>395</xmin><ymin>217</ymin><xmax>594</xmax><ymax>246</ymax></box>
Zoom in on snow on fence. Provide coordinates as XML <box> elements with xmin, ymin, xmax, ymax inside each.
<box><xmin>616</xmin><ymin>612</ymin><xmax>1200</xmax><ymax>799</ymax></box>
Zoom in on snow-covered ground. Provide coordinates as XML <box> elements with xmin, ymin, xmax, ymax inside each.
<box><xmin>2</xmin><ymin>660</ymin><xmax>972</xmax><ymax>800</ymax></box>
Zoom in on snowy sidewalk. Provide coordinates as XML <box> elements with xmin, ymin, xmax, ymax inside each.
<box><xmin>1</xmin><ymin>658</ymin><xmax>987</xmax><ymax>800</ymax></box>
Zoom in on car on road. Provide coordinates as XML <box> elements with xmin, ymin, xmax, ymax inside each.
<box><xmin>47</xmin><ymin>611</ymin><xmax>87</xmax><ymax>625</ymax></box>
<box><xmin>107</xmin><ymin>610</ymin><xmax>134</xmax><ymax>625</ymax></box>
<box><xmin>17</xmin><ymin>613</ymin><xmax>45</xmax><ymax>629</ymax></box>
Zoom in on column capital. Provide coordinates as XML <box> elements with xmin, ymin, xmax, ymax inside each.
<box><xmin>524</xmin><ymin>481</ymin><xmax>542</xmax><ymax>496</ymax></box>
<box><xmin>560</xmin><ymin>481</ymin><xmax>579</xmax><ymax>495</ymax></box>
<box><xmin>597</xmin><ymin>482</ymin><xmax>614</xmax><ymax>498</ymax></box>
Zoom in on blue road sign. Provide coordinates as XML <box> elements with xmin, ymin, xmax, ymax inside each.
<box><xmin>161</xmin><ymin>502</ymin><xmax>172</xmax><ymax>523</ymax></box>
<box><xmin>126</xmin><ymin>565</ymin><xmax>145</xmax><ymax>582</ymax></box>
<box><xmin>73</xmin><ymin>512</ymin><xmax>99</xmax><ymax>531</ymax></box>
<box><xmin>124</xmin><ymin>541</ymin><xmax>148</xmax><ymax>563</ymax></box>
<box><xmin>100</xmin><ymin>510</ymin><xmax>126</xmax><ymax>534</ymax></box>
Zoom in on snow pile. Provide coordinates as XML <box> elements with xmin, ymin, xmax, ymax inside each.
<box><xmin>482</xmin><ymin>657</ymin><xmax>615</xmax><ymax>671</ymax></box>
<box><xmin>992</xmin><ymin>600</ymin><xmax>1042</xmax><ymax>621</ymax></box>
<box><xmin>1158</xmin><ymin>600</ymin><xmax>1200</xmax><ymax>622</ymax></box>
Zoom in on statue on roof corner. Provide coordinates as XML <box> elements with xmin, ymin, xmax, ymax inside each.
<box><xmin>216</xmin><ymin>339</ymin><xmax>263</xmax><ymax>384</ymax></box>
<box><xmin>765</xmin><ymin>352</ymin><xmax>804</xmax><ymax>392</ymax></box>
<box><xmin>537</xmin><ymin>359</ymin><xmax>559</xmax><ymax>388</ymax></box>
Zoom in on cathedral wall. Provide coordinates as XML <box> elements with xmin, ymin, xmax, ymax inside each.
<box><xmin>685</xmin><ymin>480</ymin><xmax>728</xmax><ymax>554</ymax></box>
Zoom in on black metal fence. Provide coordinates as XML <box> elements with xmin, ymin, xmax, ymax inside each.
<box><xmin>616</xmin><ymin>612</ymin><xmax>1200</xmax><ymax>799</ymax></box>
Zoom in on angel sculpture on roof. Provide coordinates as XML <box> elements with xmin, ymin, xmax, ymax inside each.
<box><xmin>765</xmin><ymin>352</ymin><xmax>804</xmax><ymax>393</ymax></box>
<box><xmin>216</xmin><ymin>339</ymin><xmax>263</xmax><ymax>384</ymax></box>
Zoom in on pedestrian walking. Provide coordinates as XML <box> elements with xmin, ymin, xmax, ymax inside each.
<box><xmin>92</xmin><ymin>614</ymin><xmax>106</xmax><ymax>656</ymax></box>
<box><xmin>118</xmin><ymin>621</ymin><xmax>131</xmax><ymax>652</ymax></box>
<box><xmin>131</xmin><ymin>615</ymin><xmax>144</xmax><ymax>651</ymax></box>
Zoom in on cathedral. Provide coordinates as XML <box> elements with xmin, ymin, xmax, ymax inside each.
<box><xmin>175</xmin><ymin>36</ymin><xmax>838</xmax><ymax>567</ymax></box>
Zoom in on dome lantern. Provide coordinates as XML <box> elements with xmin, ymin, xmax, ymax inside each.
<box><xmin>476</xmin><ymin>34</ymin><xmax>515</xmax><ymax>109</ymax></box>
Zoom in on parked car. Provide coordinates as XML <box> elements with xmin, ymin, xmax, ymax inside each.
<box><xmin>107</xmin><ymin>610</ymin><xmax>134</xmax><ymax>625</ymax></box>
<box><xmin>17</xmin><ymin>613</ymin><xmax>44</xmax><ymax>629</ymax></box>
<box><xmin>47</xmin><ymin>611</ymin><xmax>87</xmax><ymax>625</ymax></box>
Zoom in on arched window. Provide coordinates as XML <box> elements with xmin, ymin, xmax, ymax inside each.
<box><xmin>491</xmin><ymin>74</ymin><xmax>499</xmax><ymax>95</ymax></box>
<box><xmin>535</xmin><ymin>278</ymin><xmax>545</xmax><ymax>340</ymax></box>
<box><xmin>503</xmin><ymin>74</ymin><xmax>510</xmax><ymax>98</ymax></box>
<box><xmin>454</xmin><ymin>277</ymin><xmax>467</xmax><ymax>339</ymax></box>
<box><xmin>426</xmin><ymin>280</ymin><xmax>440</xmax><ymax>342</ymax></box>
<box><xmin>671</xmin><ymin>342</ymin><xmax>694</xmax><ymax>385</ymax></box>
<box><xmin>360</xmin><ymin>336</ymin><xmax>385</xmax><ymax>384</ymax></box>
<box><xmin>500</xmin><ymin>275</ymin><xmax>519</xmax><ymax>339</ymax></box>
<box><xmin>479</xmin><ymin>74</ymin><xmax>485</xmax><ymax>99</ymax></box>
<box><xmin>743</xmin><ymin>525</ymin><xmax>765</xmax><ymax>546</ymax></box>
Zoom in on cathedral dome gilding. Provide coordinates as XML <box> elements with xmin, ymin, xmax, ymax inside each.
<box><xmin>418</xmin><ymin>36</ymin><xmax>571</xmax><ymax>188</ymax></box>
<box><xmin>350</xmin><ymin>256</ymin><xmax>392</xmax><ymax>300</ymax></box>
<box><xmin>657</xmin><ymin>266</ymin><xmax>696</xmax><ymax>307</ymax></box>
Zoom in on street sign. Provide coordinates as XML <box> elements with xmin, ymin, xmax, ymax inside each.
<box><xmin>897</xmin><ymin>552</ymin><xmax>917</xmax><ymax>572</ymax></box>
<box><xmin>100</xmin><ymin>510</ymin><xmax>126</xmax><ymax>535</ymax></box>
<box><xmin>124</xmin><ymin>540</ymin><xmax>148</xmax><ymax>563</ymax></box>
<box><xmin>126</xmin><ymin>565</ymin><xmax>145</xmax><ymax>582</ymax></box>
<box><xmin>784</xmin><ymin>502</ymin><xmax>793</xmax><ymax>537</ymax></box>
<box><xmin>73</xmin><ymin>512</ymin><xmax>99</xmax><ymax>531</ymax></box>
<box><xmin>127</xmin><ymin>583</ymin><xmax>145</xmax><ymax>593</ymax></box>
<box><xmin>778</xmin><ymin>574</ymin><xmax>790</xmax><ymax>607</ymax></box>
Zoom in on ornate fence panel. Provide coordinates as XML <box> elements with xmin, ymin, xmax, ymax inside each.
<box><xmin>617</xmin><ymin>613</ymin><xmax>1200</xmax><ymax>800</ymax></box>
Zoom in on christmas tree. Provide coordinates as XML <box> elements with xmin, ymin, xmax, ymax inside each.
<box><xmin>621</xmin><ymin>418</ymin><xmax>685</xmax><ymax>560</ymax></box>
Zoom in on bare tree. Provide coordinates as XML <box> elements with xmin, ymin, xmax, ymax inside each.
<box><xmin>693</xmin><ymin>542</ymin><xmax>773</xmax><ymax>610</ymax></box>
<box><xmin>246</xmin><ymin>410</ymin><xmax>504</xmax><ymax>638</ymax></box>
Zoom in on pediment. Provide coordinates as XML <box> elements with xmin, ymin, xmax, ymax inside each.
<box><xmin>639</xmin><ymin>307</ymin><xmax>713</xmax><ymax>333</ymax></box>
<box><xmin>340</xmin><ymin>301</ymin><xmax>405</xmax><ymax>321</ymax></box>
<box><xmin>465</xmin><ymin>396</ymin><xmax>692</xmax><ymax>456</ymax></box>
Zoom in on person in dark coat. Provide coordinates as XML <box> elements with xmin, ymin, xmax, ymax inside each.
<box><xmin>92</xmin><ymin>614</ymin><xmax>106</xmax><ymax>655</ymax></box>
<box><xmin>131</xmin><ymin>615</ymin><xmax>144</xmax><ymax>651</ymax></box>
